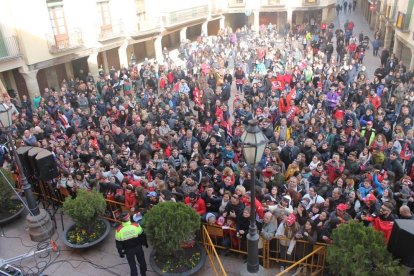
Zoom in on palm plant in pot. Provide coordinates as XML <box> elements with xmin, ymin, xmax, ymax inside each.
<box><xmin>62</xmin><ymin>189</ymin><xmax>110</xmax><ymax>249</ymax></box>
<box><xmin>0</xmin><ymin>168</ymin><xmax>24</xmax><ymax>225</ymax></box>
<box><xmin>142</xmin><ymin>202</ymin><xmax>206</xmax><ymax>275</ymax></box>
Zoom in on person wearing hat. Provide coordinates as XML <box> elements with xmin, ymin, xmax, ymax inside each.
<box><xmin>329</xmin><ymin>203</ymin><xmax>352</xmax><ymax>223</ymax></box>
<box><xmin>356</xmin><ymin>193</ymin><xmax>379</xmax><ymax>225</ymax></box>
<box><xmin>143</xmin><ymin>191</ymin><xmax>159</xmax><ymax>213</ymax></box>
<box><xmin>276</xmin><ymin>213</ymin><xmax>300</xmax><ymax>269</ymax></box>
<box><xmin>115</xmin><ymin>211</ymin><xmax>147</xmax><ymax>276</ymax></box>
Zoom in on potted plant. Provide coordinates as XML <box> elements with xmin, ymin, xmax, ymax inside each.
<box><xmin>327</xmin><ymin>221</ymin><xmax>403</xmax><ymax>275</ymax></box>
<box><xmin>0</xmin><ymin>168</ymin><xmax>24</xmax><ymax>225</ymax></box>
<box><xmin>142</xmin><ymin>202</ymin><xmax>206</xmax><ymax>275</ymax></box>
<box><xmin>62</xmin><ymin>189</ymin><xmax>110</xmax><ymax>249</ymax></box>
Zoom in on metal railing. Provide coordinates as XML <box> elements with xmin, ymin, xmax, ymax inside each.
<box><xmin>262</xmin><ymin>0</ymin><xmax>284</xmax><ymax>6</ymax></box>
<box><xmin>98</xmin><ymin>22</ymin><xmax>125</xmax><ymax>41</ymax></box>
<box><xmin>277</xmin><ymin>245</ymin><xmax>326</xmax><ymax>275</ymax></box>
<box><xmin>201</xmin><ymin>225</ymin><xmax>227</xmax><ymax>276</ymax></box>
<box><xmin>17</xmin><ymin>176</ymin><xmax>326</xmax><ymax>275</ymax></box>
<box><xmin>0</xmin><ymin>36</ymin><xmax>21</xmax><ymax>60</ymax></box>
<box><xmin>162</xmin><ymin>5</ymin><xmax>209</xmax><ymax>27</ymax></box>
<box><xmin>228</xmin><ymin>0</ymin><xmax>246</xmax><ymax>7</ymax></box>
<box><xmin>46</xmin><ymin>30</ymin><xmax>83</xmax><ymax>54</ymax></box>
<box><xmin>137</xmin><ymin>20</ymin><xmax>161</xmax><ymax>32</ymax></box>
<box><xmin>202</xmin><ymin>223</ymin><xmax>327</xmax><ymax>272</ymax></box>
<box><xmin>303</xmin><ymin>0</ymin><xmax>320</xmax><ymax>5</ymax></box>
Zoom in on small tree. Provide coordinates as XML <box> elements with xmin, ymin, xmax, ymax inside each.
<box><xmin>142</xmin><ymin>202</ymin><xmax>200</xmax><ymax>256</ymax></box>
<box><xmin>63</xmin><ymin>189</ymin><xmax>106</xmax><ymax>234</ymax></box>
<box><xmin>0</xmin><ymin>168</ymin><xmax>15</xmax><ymax>211</ymax></box>
<box><xmin>327</xmin><ymin>221</ymin><xmax>403</xmax><ymax>276</ymax></box>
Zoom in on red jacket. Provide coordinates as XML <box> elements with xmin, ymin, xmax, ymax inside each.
<box><xmin>124</xmin><ymin>190</ymin><xmax>136</xmax><ymax>210</ymax></box>
<box><xmin>242</xmin><ymin>198</ymin><xmax>265</xmax><ymax>219</ymax></box>
<box><xmin>368</xmin><ymin>94</ymin><xmax>381</xmax><ymax>109</ymax></box>
<box><xmin>325</xmin><ymin>160</ymin><xmax>345</xmax><ymax>184</ymax></box>
<box><xmin>184</xmin><ymin>197</ymin><xmax>207</xmax><ymax>216</ymax></box>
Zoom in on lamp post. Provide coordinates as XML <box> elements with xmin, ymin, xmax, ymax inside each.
<box><xmin>240</xmin><ymin>119</ymin><xmax>268</xmax><ymax>275</ymax></box>
<box><xmin>0</xmin><ymin>102</ymin><xmax>53</xmax><ymax>241</ymax></box>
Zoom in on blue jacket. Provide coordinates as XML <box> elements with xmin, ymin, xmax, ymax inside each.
<box><xmin>358</xmin><ymin>183</ymin><xmax>373</xmax><ymax>199</ymax></box>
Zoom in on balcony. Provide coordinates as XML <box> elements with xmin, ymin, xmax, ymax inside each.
<box><xmin>303</xmin><ymin>0</ymin><xmax>320</xmax><ymax>5</ymax></box>
<box><xmin>98</xmin><ymin>22</ymin><xmax>125</xmax><ymax>41</ymax></box>
<box><xmin>261</xmin><ymin>0</ymin><xmax>285</xmax><ymax>6</ymax></box>
<box><xmin>0</xmin><ymin>36</ymin><xmax>22</xmax><ymax>61</ymax></box>
<box><xmin>46</xmin><ymin>30</ymin><xmax>83</xmax><ymax>54</ymax></box>
<box><xmin>228</xmin><ymin>0</ymin><xmax>245</xmax><ymax>8</ymax></box>
<box><xmin>162</xmin><ymin>5</ymin><xmax>209</xmax><ymax>28</ymax></box>
<box><xmin>135</xmin><ymin>20</ymin><xmax>161</xmax><ymax>36</ymax></box>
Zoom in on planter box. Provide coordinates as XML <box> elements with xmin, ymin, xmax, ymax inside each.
<box><xmin>150</xmin><ymin>243</ymin><xmax>207</xmax><ymax>276</ymax></box>
<box><xmin>62</xmin><ymin>218</ymin><xmax>110</xmax><ymax>249</ymax></box>
<box><xmin>0</xmin><ymin>198</ymin><xmax>25</xmax><ymax>225</ymax></box>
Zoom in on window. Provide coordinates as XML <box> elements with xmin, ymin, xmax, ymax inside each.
<box><xmin>396</xmin><ymin>12</ymin><xmax>405</xmax><ymax>29</ymax></box>
<box><xmin>97</xmin><ymin>1</ymin><xmax>112</xmax><ymax>34</ymax></box>
<box><xmin>137</xmin><ymin>11</ymin><xmax>147</xmax><ymax>30</ymax></box>
<box><xmin>47</xmin><ymin>2</ymin><xmax>68</xmax><ymax>49</ymax></box>
<box><xmin>385</xmin><ymin>5</ymin><xmax>391</xmax><ymax>19</ymax></box>
<box><xmin>135</xmin><ymin>0</ymin><xmax>145</xmax><ymax>13</ymax></box>
<box><xmin>268</xmin><ymin>0</ymin><xmax>280</xmax><ymax>4</ymax></box>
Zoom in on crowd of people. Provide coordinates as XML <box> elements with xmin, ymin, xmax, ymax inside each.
<box><xmin>3</xmin><ymin>12</ymin><xmax>414</xmax><ymax>268</ymax></box>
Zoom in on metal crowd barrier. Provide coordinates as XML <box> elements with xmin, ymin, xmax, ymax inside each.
<box><xmin>201</xmin><ymin>224</ymin><xmax>227</xmax><ymax>276</ymax></box>
<box><xmin>18</xmin><ymin>180</ymin><xmax>327</xmax><ymax>274</ymax></box>
<box><xmin>202</xmin><ymin>223</ymin><xmax>327</xmax><ymax>273</ymax></box>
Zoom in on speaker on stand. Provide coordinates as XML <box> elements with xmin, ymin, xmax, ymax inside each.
<box><xmin>16</xmin><ymin>146</ymin><xmax>33</xmax><ymax>176</ymax></box>
<box><xmin>27</xmin><ymin>147</ymin><xmax>43</xmax><ymax>179</ymax></box>
<box><xmin>35</xmin><ymin>149</ymin><xmax>58</xmax><ymax>182</ymax></box>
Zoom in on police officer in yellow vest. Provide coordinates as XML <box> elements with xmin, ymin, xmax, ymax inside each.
<box><xmin>115</xmin><ymin>211</ymin><xmax>147</xmax><ymax>276</ymax></box>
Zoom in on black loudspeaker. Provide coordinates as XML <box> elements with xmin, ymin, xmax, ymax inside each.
<box><xmin>388</xmin><ymin>219</ymin><xmax>414</xmax><ymax>267</ymax></box>
<box><xmin>16</xmin><ymin>146</ymin><xmax>33</xmax><ymax>176</ymax></box>
<box><xmin>35</xmin><ymin>149</ymin><xmax>58</xmax><ymax>181</ymax></box>
<box><xmin>28</xmin><ymin>147</ymin><xmax>44</xmax><ymax>178</ymax></box>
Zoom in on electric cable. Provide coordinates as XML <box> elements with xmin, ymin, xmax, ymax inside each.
<box><xmin>0</xmin><ymin>169</ymin><xmax>157</xmax><ymax>275</ymax></box>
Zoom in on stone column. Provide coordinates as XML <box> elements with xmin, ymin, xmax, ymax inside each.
<box><xmin>287</xmin><ymin>8</ymin><xmax>293</xmax><ymax>26</ymax></box>
<box><xmin>383</xmin><ymin>22</ymin><xmax>393</xmax><ymax>50</ymax></box>
<box><xmin>19</xmin><ymin>69</ymin><xmax>40</xmax><ymax>100</ymax></box>
<box><xmin>219</xmin><ymin>16</ymin><xmax>225</xmax><ymax>29</ymax></box>
<box><xmin>393</xmin><ymin>36</ymin><xmax>402</xmax><ymax>57</ymax></box>
<box><xmin>87</xmin><ymin>52</ymin><xmax>100</xmax><ymax>79</ymax></box>
<box><xmin>201</xmin><ymin>21</ymin><xmax>208</xmax><ymax>36</ymax></box>
<box><xmin>409</xmin><ymin>48</ymin><xmax>414</xmax><ymax>71</ymax></box>
<box><xmin>253</xmin><ymin>10</ymin><xmax>260</xmax><ymax>32</ymax></box>
<box><xmin>370</xmin><ymin>12</ymin><xmax>376</xmax><ymax>29</ymax></box>
<box><xmin>154</xmin><ymin>36</ymin><xmax>163</xmax><ymax>63</ymax></box>
<box><xmin>0</xmin><ymin>77</ymin><xmax>6</xmax><ymax>98</ymax></box>
<box><xmin>118</xmin><ymin>40</ymin><xmax>129</xmax><ymax>69</ymax></box>
<box><xmin>322</xmin><ymin>7</ymin><xmax>329</xmax><ymax>22</ymax></box>
<box><xmin>180</xmin><ymin>27</ymin><xmax>187</xmax><ymax>42</ymax></box>
<box><xmin>102</xmin><ymin>51</ymin><xmax>109</xmax><ymax>72</ymax></box>
<box><xmin>64</xmin><ymin>62</ymin><xmax>74</xmax><ymax>80</ymax></box>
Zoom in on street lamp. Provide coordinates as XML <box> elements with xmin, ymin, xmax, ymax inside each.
<box><xmin>0</xmin><ymin>101</ymin><xmax>54</xmax><ymax>242</ymax></box>
<box><xmin>240</xmin><ymin>119</ymin><xmax>268</xmax><ymax>275</ymax></box>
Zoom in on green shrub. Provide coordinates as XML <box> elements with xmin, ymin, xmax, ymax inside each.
<box><xmin>63</xmin><ymin>189</ymin><xmax>106</xmax><ymax>233</ymax></box>
<box><xmin>0</xmin><ymin>168</ymin><xmax>15</xmax><ymax>211</ymax></box>
<box><xmin>142</xmin><ymin>202</ymin><xmax>200</xmax><ymax>256</ymax></box>
<box><xmin>327</xmin><ymin>221</ymin><xmax>403</xmax><ymax>276</ymax></box>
